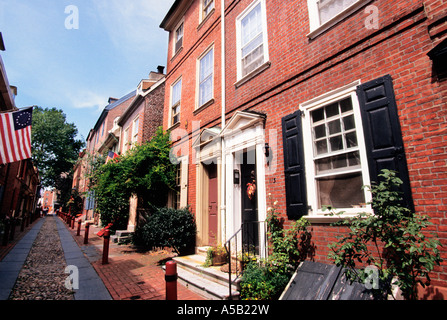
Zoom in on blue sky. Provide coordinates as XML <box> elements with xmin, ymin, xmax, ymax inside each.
<box><xmin>0</xmin><ymin>0</ymin><xmax>175</xmax><ymax>141</ymax></box>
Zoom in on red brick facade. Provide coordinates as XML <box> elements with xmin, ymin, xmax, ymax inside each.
<box><xmin>161</xmin><ymin>0</ymin><xmax>447</xmax><ymax>297</ymax></box>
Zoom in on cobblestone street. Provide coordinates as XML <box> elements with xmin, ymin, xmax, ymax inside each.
<box><xmin>8</xmin><ymin>216</ymin><xmax>73</xmax><ymax>300</ymax></box>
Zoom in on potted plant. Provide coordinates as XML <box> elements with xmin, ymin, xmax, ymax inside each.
<box><xmin>204</xmin><ymin>244</ymin><xmax>228</xmax><ymax>267</ymax></box>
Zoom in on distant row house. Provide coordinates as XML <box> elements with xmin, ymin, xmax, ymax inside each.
<box><xmin>72</xmin><ymin>68</ymin><xmax>165</xmax><ymax>229</ymax></box>
<box><xmin>159</xmin><ymin>0</ymin><xmax>447</xmax><ymax>298</ymax></box>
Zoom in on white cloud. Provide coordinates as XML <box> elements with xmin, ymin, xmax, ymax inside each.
<box><xmin>67</xmin><ymin>90</ymin><xmax>108</xmax><ymax>113</ymax></box>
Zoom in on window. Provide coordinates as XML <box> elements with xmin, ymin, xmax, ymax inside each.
<box><xmin>236</xmin><ymin>0</ymin><xmax>269</xmax><ymax>80</ymax></box>
<box><xmin>170</xmin><ymin>78</ymin><xmax>182</xmax><ymax>126</ymax></box>
<box><xmin>174</xmin><ymin>22</ymin><xmax>184</xmax><ymax>55</ymax></box>
<box><xmin>202</xmin><ymin>0</ymin><xmax>214</xmax><ymax>19</ymax></box>
<box><xmin>307</xmin><ymin>0</ymin><xmax>369</xmax><ymax>38</ymax></box>
<box><xmin>123</xmin><ymin>127</ymin><xmax>129</xmax><ymax>151</ymax></box>
<box><xmin>132</xmin><ymin>116</ymin><xmax>139</xmax><ymax>144</ymax></box>
<box><xmin>198</xmin><ymin>47</ymin><xmax>214</xmax><ymax>108</ymax></box>
<box><xmin>301</xmin><ymin>82</ymin><xmax>371</xmax><ymax>214</ymax></box>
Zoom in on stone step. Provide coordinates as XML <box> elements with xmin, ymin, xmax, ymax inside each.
<box><xmin>171</xmin><ymin>254</ymin><xmax>240</xmax><ymax>300</ymax></box>
<box><xmin>110</xmin><ymin>230</ymin><xmax>133</xmax><ymax>244</ymax></box>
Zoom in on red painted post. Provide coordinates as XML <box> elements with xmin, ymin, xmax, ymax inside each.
<box><xmin>84</xmin><ymin>222</ymin><xmax>90</xmax><ymax>244</ymax></box>
<box><xmin>165</xmin><ymin>260</ymin><xmax>178</xmax><ymax>300</ymax></box>
<box><xmin>77</xmin><ymin>219</ymin><xmax>82</xmax><ymax>236</ymax></box>
<box><xmin>102</xmin><ymin>229</ymin><xmax>110</xmax><ymax>265</ymax></box>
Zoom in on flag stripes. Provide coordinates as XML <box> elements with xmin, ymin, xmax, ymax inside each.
<box><xmin>0</xmin><ymin>108</ymin><xmax>33</xmax><ymax>165</ymax></box>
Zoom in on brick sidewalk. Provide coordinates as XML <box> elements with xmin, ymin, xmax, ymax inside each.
<box><xmin>61</xmin><ymin>217</ymin><xmax>206</xmax><ymax>300</ymax></box>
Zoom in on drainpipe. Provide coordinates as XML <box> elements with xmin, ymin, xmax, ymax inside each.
<box><xmin>220</xmin><ymin>0</ymin><xmax>226</xmax><ymax>243</ymax></box>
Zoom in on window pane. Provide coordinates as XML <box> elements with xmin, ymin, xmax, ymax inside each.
<box><xmin>241</xmin><ymin>3</ymin><xmax>262</xmax><ymax>47</ymax></box>
<box><xmin>314</xmin><ymin>124</ymin><xmax>326</xmax><ymax>139</ymax></box>
<box><xmin>315</xmin><ymin>151</ymin><xmax>361</xmax><ymax>174</ymax></box>
<box><xmin>342</xmin><ymin>114</ymin><xmax>355</xmax><ymax>130</ymax></box>
<box><xmin>330</xmin><ymin>135</ymin><xmax>343</xmax><ymax>151</ymax></box>
<box><xmin>345</xmin><ymin>131</ymin><xmax>358</xmax><ymax>148</ymax></box>
<box><xmin>317</xmin><ymin>172</ymin><xmax>365</xmax><ymax>209</ymax></box>
<box><xmin>318</xmin><ymin>0</ymin><xmax>359</xmax><ymax>25</ymax></box>
<box><xmin>340</xmin><ymin>97</ymin><xmax>353</xmax><ymax>113</ymax></box>
<box><xmin>325</xmin><ymin>102</ymin><xmax>339</xmax><ymax>118</ymax></box>
<box><xmin>315</xmin><ymin>139</ymin><xmax>328</xmax><ymax>155</ymax></box>
<box><xmin>313</xmin><ymin>110</ymin><xmax>324</xmax><ymax>125</ymax></box>
<box><xmin>328</xmin><ymin>119</ymin><xmax>341</xmax><ymax>134</ymax></box>
<box><xmin>242</xmin><ymin>44</ymin><xmax>264</xmax><ymax>76</ymax></box>
<box><xmin>172</xmin><ymin>80</ymin><xmax>182</xmax><ymax>105</ymax></box>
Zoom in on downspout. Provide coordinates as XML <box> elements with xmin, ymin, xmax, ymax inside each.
<box><xmin>220</xmin><ymin>0</ymin><xmax>226</xmax><ymax>242</ymax></box>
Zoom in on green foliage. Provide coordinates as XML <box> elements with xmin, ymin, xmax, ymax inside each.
<box><xmin>240</xmin><ymin>195</ymin><xmax>312</xmax><ymax>300</ymax></box>
<box><xmin>31</xmin><ymin>106</ymin><xmax>85</xmax><ymax>188</ymax></box>
<box><xmin>328</xmin><ymin>169</ymin><xmax>443</xmax><ymax>300</ymax></box>
<box><xmin>91</xmin><ymin>128</ymin><xmax>177</xmax><ymax>229</ymax></box>
<box><xmin>132</xmin><ymin>207</ymin><xmax>197</xmax><ymax>256</ymax></box>
<box><xmin>240</xmin><ymin>261</ymin><xmax>290</xmax><ymax>300</ymax></box>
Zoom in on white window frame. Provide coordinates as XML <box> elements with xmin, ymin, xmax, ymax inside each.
<box><xmin>196</xmin><ymin>44</ymin><xmax>214</xmax><ymax>109</ymax></box>
<box><xmin>173</xmin><ymin>20</ymin><xmax>184</xmax><ymax>57</ymax></box>
<box><xmin>132</xmin><ymin>116</ymin><xmax>139</xmax><ymax>144</ymax></box>
<box><xmin>300</xmin><ymin>81</ymin><xmax>373</xmax><ymax>221</ymax></box>
<box><xmin>235</xmin><ymin>0</ymin><xmax>270</xmax><ymax>83</ymax></box>
<box><xmin>200</xmin><ymin>0</ymin><xmax>215</xmax><ymax>22</ymax></box>
<box><xmin>123</xmin><ymin>127</ymin><xmax>129</xmax><ymax>152</ymax></box>
<box><xmin>170</xmin><ymin>77</ymin><xmax>182</xmax><ymax>127</ymax></box>
<box><xmin>306</xmin><ymin>0</ymin><xmax>372</xmax><ymax>39</ymax></box>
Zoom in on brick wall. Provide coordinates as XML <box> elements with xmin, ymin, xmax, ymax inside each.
<box><xmin>162</xmin><ymin>0</ymin><xmax>447</xmax><ymax>293</ymax></box>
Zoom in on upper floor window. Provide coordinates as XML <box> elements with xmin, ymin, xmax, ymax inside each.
<box><xmin>202</xmin><ymin>0</ymin><xmax>215</xmax><ymax>20</ymax></box>
<box><xmin>170</xmin><ymin>78</ymin><xmax>182</xmax><ymax>126</ymax></box>
<box><xmin>174</xmin><ymin>21</ymin><xmax>184</xmax><ymax>55</ymax></box>
<box><xmin>132</xmin><ymin>116</ymin><xmax>139</xmax><ymax>144</ymax></box>
<box><xmin>307</xmin><ymin>0</ymin><xmax>369</xmax><ymax>38</ymax></box>
<box><xmin>236</xmin><ymin>0</ymin><xmax>269</xmax><ymax>80</ymax></box>
<box><xmin>198</xmin><ymin>47</ymin><xmax>214</xmax><ymax>108</ymax></box>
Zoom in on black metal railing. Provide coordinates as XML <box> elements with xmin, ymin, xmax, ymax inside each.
<box><xmin>224</xmin><ymin>221</ymin><xmax>267</xmax><ymax>300</ymax></box>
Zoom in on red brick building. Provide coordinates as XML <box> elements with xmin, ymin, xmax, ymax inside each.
<box><xmin>161</xmin><ymin>0</ymin><xmax>447</xmax><ymax>298</ymax></box>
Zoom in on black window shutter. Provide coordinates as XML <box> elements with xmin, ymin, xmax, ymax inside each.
<box><xmin>356</xmin><ymin>75</ymin><xmax>414</xmax><ymax>212</ymax></box>
<box><xmin>281</xmin><ymin>110</ymin><xmax>308</xmax><ymax>219</ymax></box>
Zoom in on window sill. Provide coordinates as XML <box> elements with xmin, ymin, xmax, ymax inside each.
<box><xmin>235</xmin><ymin>61</ymin><xmax>271</xmax><ymax>88</ymax></box>
<box><xmin>194</xmin><ymin>98</ymin><xmax>215</xmax><ymax>115</ymax></box>
<box><xmin>307</xmin><ymin>0</ymin><xmax>373</xmax><ymax>40</ymax></box>
<box><xmin>197</xmin><ymin>8</ymin><xmax>215</xmax><ymax>31</ymax></box>
<box><xmin>304</xmin><ymin>210</ymin><xmax>372</xmax><ymax>224</ymax></box>
<box><xmin>171</xmin><ymin>47</ymin><xmax>184</xmax><ymax>62</ymax></box>
<box><xmin>167</xmin><ymin>121</ymin><xmax>180</xmax><ymax>132</ymax></box>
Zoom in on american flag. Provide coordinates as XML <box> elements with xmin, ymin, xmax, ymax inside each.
<box><xmin>0</xmin><ymin>107</ymin><xmax>33</xmax><ymax>165</ymax></box>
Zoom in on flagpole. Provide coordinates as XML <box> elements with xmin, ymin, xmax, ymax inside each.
<box><xmin>0</xmin><ymin>106</ymin><xmax>35</xmax><ymax>113</ymax></box>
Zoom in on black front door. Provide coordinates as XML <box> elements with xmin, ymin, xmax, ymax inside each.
<box><xmin>241</xmin><ymin>148</ymin><xmax>258</xmax><ymax>254</ymax></box>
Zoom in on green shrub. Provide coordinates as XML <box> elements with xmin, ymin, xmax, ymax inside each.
<box><xmin>328</xmin><ymin>169</ymin><xmax>443</xmax><ymax>300</ymax></box>
<box><xmin>240</xmin><ymin>195</ymin><xmax>312</xmax><ymax>300</ymax></box>
<box><xmin>240</xmin><ymin>261</ymin><xmax>290</xmax><ymax>300</ymax></box>
<box><xmin>133</xmin><ymin>207</ymin><xmax>197</xmax><ymax>256</ymax></box>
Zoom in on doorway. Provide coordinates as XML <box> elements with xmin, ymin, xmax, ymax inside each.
<box><xmin>240</xmin><ymin>148</ymin><xmax>258</xmax><ymax>253</ymax></box>
<box><xmin>205</xmin><ymin>163</ymin><xmax>218</xmax><ymax>246</ymax></box>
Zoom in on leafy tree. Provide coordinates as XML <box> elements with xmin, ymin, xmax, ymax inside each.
<box><xmin>31</xmin><ymin>107</ymin><xmax>85</xmax><ymax>188</ymax></box>
<box><xmin>328</xmin><ymin>170</ymin><xmax>443</xmax><ymax>300</ymax></box>
<box><xmin>91</xmin><ymin>127</ymin><xmax>177</xmax><ymax>229</ymax></box>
